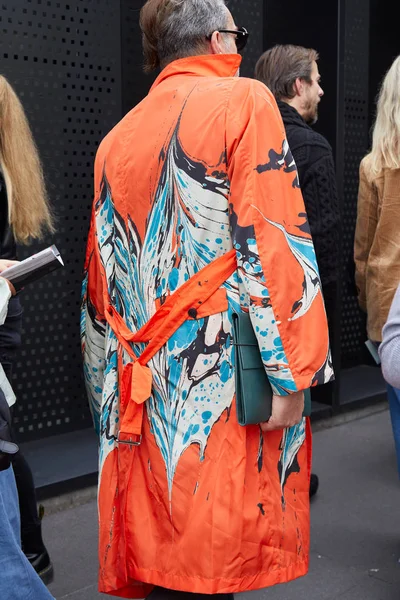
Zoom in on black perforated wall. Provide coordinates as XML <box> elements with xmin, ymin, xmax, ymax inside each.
<box><xmin>340</xmin><ymin>0</ymin><xmax>370</xmax><ymax>366</ymax></box>
<box><xmin>121</xmin><ymin>0</ymin><xmax>156</xmax><ymax>115</ymax></box>
<box><xmin>0</xmin><ymin>0</ymin><xmax>122</xmax><ymax>441</ymax></box>
<box><xmin>228</xmin><ymin>0</ymin><xmax>264</xmax><ymax>77</ymax></box>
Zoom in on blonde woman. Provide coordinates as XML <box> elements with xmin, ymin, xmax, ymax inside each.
<box><xmin>354</xmin><ymin>55</ymin><xmax>400</xmax><ymax>476</ymax></box>
<box><xmin>0</xmin><ymin>75</ymin><xmax>54</xmax><ymax>583</ymax></box>
<box><xmin>0</xmin><ymin>275</ymin><xmax>55</xmax><ymax>600</ymax></box>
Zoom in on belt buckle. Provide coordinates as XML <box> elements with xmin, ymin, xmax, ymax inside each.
<box><xmin>117</xmin><ymin>433</ymin><xmax>142</xmax><ymax>446</ymax></box>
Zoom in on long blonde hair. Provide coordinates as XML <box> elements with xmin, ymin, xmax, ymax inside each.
<box><xmin>0</xmin><ymin>75</ymin><xmax>54</xmax><ymax>243</ymax></box>
<box><xmin>367</xmin><ymin>56</ymin><xmax>400</xmax><ymax>176</ymax></box>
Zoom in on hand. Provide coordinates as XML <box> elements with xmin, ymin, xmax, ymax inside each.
<box><xmin>261</xmin><ymin>391</ymin><xmax>305</xmax><ymax>432</ymax></box>
<box><xmin>0</xmin><ymin>259</ymin><xmax>19</xmax><ymax>273</ymax></box>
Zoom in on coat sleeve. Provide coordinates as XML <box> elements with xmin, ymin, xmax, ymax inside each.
<box><xmin>301</xmin><ymin>150</ymin><xmax>341</xmax><ymax>289</ymax></box>
<box><xmin>226</xmin><ymin>80</ymin><xmax>332</xmax><ymax>395</ymax></box>
<box><xmin>354</xmin><ymin>160</ymin><xmax>378</xmax><ymax>312</ymax></box>
<box><xmin>380</xmin><ymin>285</ymin><xmax>400</xmax><ymax>388</ymax></box>
<box><xmin>81</xmin><ymin>198</ymin><xmax>106</xmax><ymax>435</ymax></box>
<box><xmin>0</xmin><ymin>278</ymin><xmax>11</xmax><ymax>326</ymax></box>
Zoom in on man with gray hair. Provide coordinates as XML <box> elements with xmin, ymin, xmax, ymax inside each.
<box><xmin>82</xmin><ymin>3</ymin><xmax>332</xmax><ymax>599</ymax></box>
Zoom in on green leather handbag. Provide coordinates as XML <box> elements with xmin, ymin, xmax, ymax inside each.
<box><xmin>232</xmin><ymin>311</ymin><xmax>311</xmax><ymax>426</ymax></box>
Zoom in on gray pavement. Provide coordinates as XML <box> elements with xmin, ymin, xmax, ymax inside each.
<box><xmin>43</xmin><ymin>409</ymin><xmax>400</xmax><ymax>599</ymax></box>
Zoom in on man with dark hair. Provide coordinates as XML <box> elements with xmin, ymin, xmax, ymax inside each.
<box><xmin>256</xmin><ymin>45</ymin><xmax>341</xmax><ymax>497</ymax></box>
<box><xmin>82</xmin><ymin>5</ymin><xmax>332</xmax><ymax>599</ymax></box>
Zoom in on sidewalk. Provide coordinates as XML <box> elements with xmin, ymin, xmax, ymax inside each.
<box><xmin>43</xmin><ymin>408</ymin><xmax>400</xmax><ymax>600</ymax></box>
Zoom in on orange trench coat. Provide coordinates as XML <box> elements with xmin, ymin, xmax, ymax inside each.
<box><xmin>81</xmin><ymin>54</ymin><xmax>332</xmax><ymax>597</ymax></box>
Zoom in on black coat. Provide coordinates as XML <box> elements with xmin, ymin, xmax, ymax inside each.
<box><xmin>278</xmin><ymin>101</ymin><xmax>341</xmax><ymax>384</ymax></box>
<box><xmin>277</xmin><ymin>101</ymin><xmax>341</xmax><ymax>296</ymax></box>
<box><xmin>0</xmin><ymin>175</ymin><xmax>17</xmax><ymax>261</ymax></box>
<box><xmin>0</xmin><ymin>174</ymin><xmax>22</xmax><ymax>366</ymax></box>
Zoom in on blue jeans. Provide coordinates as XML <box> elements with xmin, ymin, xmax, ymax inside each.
<box><xmin>387</xmin><ymin>385</ymin><xmax>400</xmax><ymax>478</ymax></box>
<box><xmin>0</xmin><ymin>466</ymin><xmax>54</xmax><ymax>600</ymax></box>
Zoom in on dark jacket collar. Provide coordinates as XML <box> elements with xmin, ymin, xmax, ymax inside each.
<box><xmin>277</xmin><ymin>100</ymin><xmax>311</xmax><ymax>131</ymax></box>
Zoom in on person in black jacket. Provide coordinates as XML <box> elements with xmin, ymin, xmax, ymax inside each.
<box><xmin>0</xmin><ymin>75</ymin><xmax>54</xmax><ymax>582</ymax></box>
<box><xmin>0</xmin><ymin>276</ymin><xmax>55</xmax><ymax>600</ymax></box>
<box><xmin>255</xmin><ymin>45</ymin><xmax>341</xmax><ymax>497</ymax></box>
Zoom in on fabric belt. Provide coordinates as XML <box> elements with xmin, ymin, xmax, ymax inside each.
<box><xmin>104</xmin><ymin>248</ymin><xmax>237</xmax><ymax>445</ymax></box>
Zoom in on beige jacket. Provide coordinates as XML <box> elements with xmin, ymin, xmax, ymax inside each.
<box><xmin>355</xmin><ymin>157</ymin><xmax>400</xmax><ymax>342</ymax></box>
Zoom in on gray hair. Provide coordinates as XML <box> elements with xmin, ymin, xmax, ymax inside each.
<box><xmin>140</xmin><ymin>0</ymin><xmax>230</xmax><ymax>72</ymax></box>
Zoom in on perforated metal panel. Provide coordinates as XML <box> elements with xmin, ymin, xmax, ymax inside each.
<box><xmin>0</xmin><ymin>0</ymin><xmax>122</xmax><ymax>441</ymax></box>
<box><xmin>121</xmin><ymin>0</ymin><xmax>156</xmax><ymax>115</ymax></box>
<box><xmin>229</xmin><ymin>0</ymin><xmax>264</xmax><ymax>77</ymax></box>
<box><xmin>340</xmin><ymin>0</ymin><xmax>370</xmax><ymax>366</ymax></box>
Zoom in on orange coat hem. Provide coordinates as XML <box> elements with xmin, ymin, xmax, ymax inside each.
<box><xmin>100</xmin><ymin>559</ymin><xmax>309</xmax><ymax>597</ymax></box>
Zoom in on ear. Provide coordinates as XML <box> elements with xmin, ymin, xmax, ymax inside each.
<box><xmin>210</xmin><ymin>31</ymin><xmax>225</xmax><ymax>55</ymax></box>
<box><xmin>293</xmin><ymin>78</ymin><xmax>304</xmax><ymax>97</ymax></box>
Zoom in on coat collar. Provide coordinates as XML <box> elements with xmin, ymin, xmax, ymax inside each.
<box><xmin>150</xmin><ymin>54</ymin><xmax>242</xmax><ymax>91</ymax></box>
<box><xmin>277</xmin><ymin>100</ymin><xmax>310</xmax><ymax>131</ymax></box>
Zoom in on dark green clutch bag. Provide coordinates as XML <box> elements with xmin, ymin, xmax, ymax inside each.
<box><xmin>232</xmin><ymin>310</ymin><xmax>311</xmax><ymax>426</ymax></box>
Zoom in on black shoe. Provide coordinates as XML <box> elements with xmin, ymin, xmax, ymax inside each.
<box><xmin>22</xmin><ymin>509</ymin><xmax>54</xmax><ymax>586</ymax></box>
<box><xmin>26</xmin><ymin>549</ymin><xmax>54</xmax><ymax>585</ymax></box>
<box><xmin>309</xmin><ymin>473</ymin><xmax>319</xmax><ymax>499</ymax></box>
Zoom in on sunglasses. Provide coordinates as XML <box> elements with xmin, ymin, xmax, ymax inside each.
<box><xmin>209</xmin><ymin>26</ymin><xmax>249</xmax><ymax>53</ymax></box>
